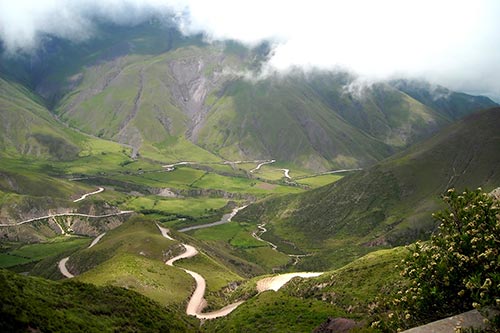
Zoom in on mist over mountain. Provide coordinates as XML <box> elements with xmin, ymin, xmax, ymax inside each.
<box><xmin>1</xmin><ymin>3</ymin><xmax>499</xmax><ymax>333</ymax></box>
<box><xmin>2</xmin><ymin>0</ymin><xmax>500</xmax><ymax>100</ymax></box>
<box><xmin>0</xmin><ymin>20</ymin><xmax>495</xmax><ymax>170</ymax></box>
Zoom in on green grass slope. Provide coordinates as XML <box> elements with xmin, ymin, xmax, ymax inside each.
<box><xmin>66</xmin><ymin>217</ymin><xmax>178</xmax><ymax>274</ymax></box>
<box><xmin>196</xmin><ymin>75</ymin><xmax>394</xmax><ymax>170</ymax></box>
<box><xmin>64</xmin><ymin>217</ymin><xmax>195</xmax><ymax>307</ymax></box>
<box><xmin>238</xmin><ymin>108</ymin><xmax>500</xmax><ymax>270</ymax></box>
<box><xmin>68</xmin><ymin>216</ymin><xmax>244</xmax><ymax>310</ymax></box>
<box><xmin>0</xmin><ymin>20</ymin><xmax>204</xmax><ymax>105</ymax></box>
<box><xmin>203</xmin><ymin>246</ymin><xmax>406</xmax><ymax>332</ymax></box>
<box><xmin>55</xmin><ymin>45</ymin><xmax>227</xmax><ymax>163</ymax></box>
<box><xmin>0</xmin><ymin>269</ymin><xmax>196</xmax><ymax>332</ymax></box>
<box><xmin>0</xmin><ymin>77</ymin><xmax>81</xmax><ymax>160</ymax></box>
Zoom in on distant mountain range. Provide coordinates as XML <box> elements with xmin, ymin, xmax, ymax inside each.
<box><xmin>0</xmin><ymin>21</ymin><xmax>496</xmax><ymax>170</ymax></box>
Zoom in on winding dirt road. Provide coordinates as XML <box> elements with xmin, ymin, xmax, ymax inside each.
<box><xmin>252</xmin><ymin>224</ymin><xmax>277</xmax><ymax>250</ymax></box>
<box><xmin>58</xmin><ymin>232</ymin><xmax>107</xmax><ymax>279</ymax></box>
<box><xmin>0</xmin><ymin>211</ymin><xmax>134</xmax><ymax>227</ymax></box>
<box><xmin>58</xmin><ymin>257</ymin><xmax>74</xmax><ymax>278</ymax></box>
<box><xmin>73</xmin><ymin>187</ymin><xmax>105</xmax><ymax>202</ymax></box>
<box><xmin>251</xmin><ymin>223</ymin><xmax>310</xmax><ymax>265</ymax></box>
<box><xmin>158</xmin><ymin>225</ymin><xmax>322</xmax><ymax>319</ymax></box>
<box><xmin>156</xmin><ymin>224</ymin><xmax>174</xmax><ymax>240</ymax></box>
<box><xmin>249</xmin><ymin>160</ymin><xmax>276</xmax><ymax>173</ymax></box>
<box><xmin>178</xmin><ymin>205</ymin><xmax>248</xmax><ymax>232</ymax></box>
<box><xmin>159</xmin><ymin>226</ymin><xmax>243</xmax><ymax>319</ymax></box>
<box><xmin>321</xmin><ymin>168</ymin><xmax>362</xmax><ymax>174</ymax></box>
<box><xmin>162</xmin><ymin>161</ymin><xmax>192</xmax><ymax>171</ymax></box>
<box><xmin>256</xmin><ymin>272</ymin><xmax>323</xmax><ymax>292</ymax></box>
<box><xmin>279</xmin><ymin>168</ymin><xmax>291</xmax><ymax>179</ymax></box>
<box><xmin>88</xmin><ymin>232</ymin><xmax>107</xmax><ymax>248</ymax></box>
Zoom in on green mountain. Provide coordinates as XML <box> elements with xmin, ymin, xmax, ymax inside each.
<box><xmin>1</xmin><ymin>17</ymin><xmax>499</xmax><ymax>333</ymax></box>
<box><xmin>238</xmin><ymin>108</ymin><xmax>500</xmax><ymax>270</ymax></box>
<box><xmin>1</xmin><ymin>22</ymin><xmax>495</xmax><ymax>170</ymax></box>
<box><xmin>54</xmin><ymin>43</ymin><xmax>495</xmax><ymax>169</ymax></box>
<box><xmin>391</xmin><ymin>79</ymin><xmax>497</xmax><ymax>120</ymax></box>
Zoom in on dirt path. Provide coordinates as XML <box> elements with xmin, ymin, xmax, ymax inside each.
<box><xmin>88</xmin><ymin>232</ymin><xmax>106</xmax><ymax>248</ymax></box>
<box><xmin>252</xmin><ymin>224</ymin><xmax>278</xmax><ymax>250</ymax></box>
<box><xmin>256</xmin><ymin>272</ymin><xmax>323</xmax><ymax>292</ymax></box>
<box><xmin>160</xmin><ymin>230</ymin><xmax>243</xmax><ymax>319</ymax></box>
<box><xmin>178</xmin><ymin>205</ymin><xmax>248</xmax><ymax>232</ymax></box>
<box><xmin>73</xmin><ymin>187</ymin><xmax>104</xmax><ymax>203</ymax></box>
<box><xmin>156</xmin><ymin>224</ymin><xmax>175</xmax><ymax>240</ymax></box>
<box><xmin>162</xmin><ymin>161</ymin><xmax>192</xmax><ymax>171</ymax></box>
<box><xmin>0</xmin><ymin>211</ymin><xmax>133</xmax><ymax>227</ymax></box>
<box><xmin>321</xmin><ymin>168</ymin><xmax>362</xmax><ymax>175</ymax></box>
<box><xmin>58</xmin><ymin>232</ymin><xmax>107</xmax><ymax>278</ymax></box>
<box><xmin>279</xmin><ymin>168</ymin><xmax>291</xmax><ymax>179</ymax></box>
<box><xmin>249</xmin><ymin>160</ymin><xmax>276</xmax><ymax>173</ymax></box>
<box><xmin>58</xmin><ymin>257</ymin><xmax>74</xmax><ymax>278</ymax></box>
<box><xmin>159</xmin><ymin>227</ymin><xmax>322</xmax><ymax>319</ymax></box>
<box><xmin>251</xmin><ymin>223</ymin><xmax>310</xmax><ymax>265</ymax></box>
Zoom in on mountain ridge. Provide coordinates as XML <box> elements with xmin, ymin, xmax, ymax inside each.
<box><xmin>237</xmin><ymin>107</ymin><xmax>500</xmax><ymax>269</ymax></box>
<box><xmin>1</xmin><ymin>22</ymin><xmax>496</xmax><ymax>170</ymax></box>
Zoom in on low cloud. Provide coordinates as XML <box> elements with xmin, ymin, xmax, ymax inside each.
<box><xmin>1</xmin><ymin>0</ymin><xmax>500</xmax><ymax>100</ymax></box>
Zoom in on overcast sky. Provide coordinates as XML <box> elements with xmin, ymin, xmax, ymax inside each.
<box><xmin>1</xmin><ymin>0</ymin><xmax>500</xmax><ymax>99</ymax></box>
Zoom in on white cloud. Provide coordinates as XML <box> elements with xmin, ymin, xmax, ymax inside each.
<box><xmin>1</xmin><ymin>0</ymin><xmax>500</xmax><ymax>99</ymax></box>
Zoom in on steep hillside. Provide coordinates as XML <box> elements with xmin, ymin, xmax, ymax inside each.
<box><xmin>391</xmin><ymin>79</ymin><xmax>498</xmax><ymax>120</ymax></box>
<box><xmin>54</xmin><ymin>42</ymin><xmax>496</xmax><ymax>169</ymax></box>
<box><xmin>0</xmin><ymin>77</ymin><xmax>81</xmax><ymax>160</ymax></box>
<box><xmin>238</xmin><ymin>108</ymin><xmax>500</xmax><ymax>269</ymax></box>
<box><xmin>0</xmin><ymin>269</ymin><xmax>196</xmax><ymax>332</ymax></box>
<box><xmin>0</xmin><ymin>20</ymin><xmax>203</xmax><ymax>106</ymax></box>
<box><xmin>2</xmin><ymin>22</ymin><xmax>495</xmax><ymax>170</ymax></box>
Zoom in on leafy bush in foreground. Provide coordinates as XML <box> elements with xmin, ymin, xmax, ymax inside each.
<box><xmin>382</xmin><ymin>188</ymin><xmax>499</xmax><ymax>331</ymax></box>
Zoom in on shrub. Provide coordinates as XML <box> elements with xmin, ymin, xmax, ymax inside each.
<box><xmin>384</xmin><ymin>188</ymin><xmax>500</xmax><ymax>331</ymax></box>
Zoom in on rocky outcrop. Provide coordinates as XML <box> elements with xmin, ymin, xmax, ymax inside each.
<box><xmin>313</xmin><ymin>317</ymin><xmax>360</xmax><ymax>333</ymax></box>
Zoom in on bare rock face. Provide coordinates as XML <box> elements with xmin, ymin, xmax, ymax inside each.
<box><xmin>313</xmin><ymin>317</ymin><xmax>360</xmax><ymax>333</ymax></box>
<box><xmin>167</xmin><ymin>52</ymin><xmax>230</xmax><ymax>141</ymax></box>
<box><xmin>489</xmin><ymin>187</ymin><xmax>500</xmax><ymax>201</ymax></box>
<box><xmin>70</xmin><ymin>215</ymin><xmax>125</xmax><ymax>237</ymax></box>
<box><xmin>155</xmin><ymin>188</ymin><xmax>179</xmax><ymax>198</ymax></box>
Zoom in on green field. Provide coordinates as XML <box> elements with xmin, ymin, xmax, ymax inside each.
<box><xmin>192</xmin><ymin>172</ymin><xmax>303</xmax><ymax>195</ymax></box>
<box><xmin>296</xmin><ymin>174</ymin><xmax>343</xmax><ymax>188</ymax></box>
<box><xmin>124</xmin><ymin>196</ymin><xmax>230</xmax><ymax>217</ymax></box>
<box><xmin>0</xmin><ymin>237</ymin><xmax>90</xmax><ymax>268</ymax></box>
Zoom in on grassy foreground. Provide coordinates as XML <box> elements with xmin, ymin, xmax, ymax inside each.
<box><xmin>0</xmin><ymin>269</ymin><xmax>197</xmax><ymax>332</ymax></box>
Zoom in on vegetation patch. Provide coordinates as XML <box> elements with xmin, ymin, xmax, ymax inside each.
<box><xmin>0</xmin><ymin>269</ymin><xmax>196</xmax><ymax>332</ymax></box>
<box><xmin>0</xmin><ymin>237</ymin><xmax>90</xmax><ymax>268</ymax></box>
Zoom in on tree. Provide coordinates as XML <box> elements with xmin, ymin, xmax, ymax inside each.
<box><xmin>385</xmin><ymin>188</ymin><xmax>500</xmax><ymax>331</ymax></box>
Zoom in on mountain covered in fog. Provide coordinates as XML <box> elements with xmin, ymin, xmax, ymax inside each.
<box><xmin>0</xmin><ymin>22</ymin><xmax>496</xmax><ymax>170</ymax></box>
